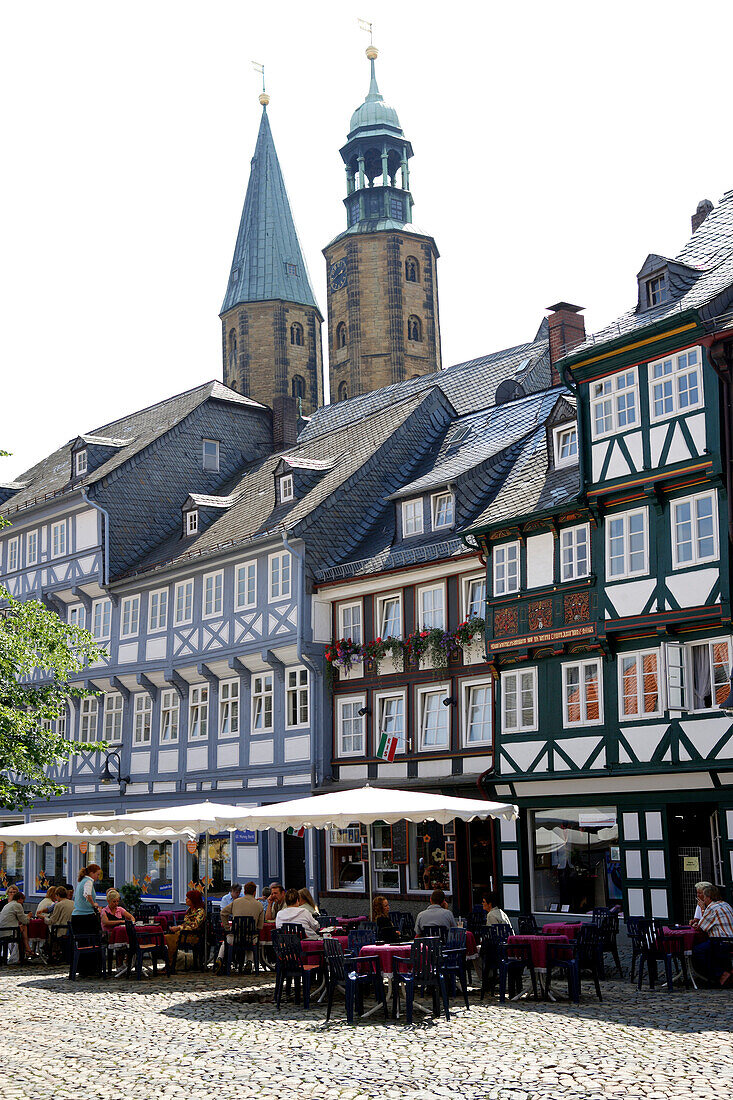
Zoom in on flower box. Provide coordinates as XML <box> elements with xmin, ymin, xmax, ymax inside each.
<box><xmin>378</xmin><ymin>653</ymin><xmax>403</xmax><ymax>676</ymax></box>
<box><xmin>339</xmin><ymin>660</ymin><xmax>364</xmax><ymax>681</ymax></box>
<box><xmin>462</xmin><ymin>638</ymin><xmax>486</xmax><ymax>666</ymax></box>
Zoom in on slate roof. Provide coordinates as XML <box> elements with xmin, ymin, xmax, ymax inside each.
<box><xmin>348</xmin><ymin>58</ymin><xmax>404</xmax><ymax>139</ymax></box>
<box><xmin>1</xmin><ymin>381</ymin><xmax>262</xmax><ymax>517</ymax></box>
<box><xmin>220</xmin><ymin>108</ymin><xmax>320</xmax><ymax>315</ymax></box>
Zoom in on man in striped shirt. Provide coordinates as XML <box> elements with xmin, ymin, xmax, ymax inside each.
<box><xmin>693</xmin><ymin>886</ymin><xmax>733</xmax><ymax>986</ymax></box>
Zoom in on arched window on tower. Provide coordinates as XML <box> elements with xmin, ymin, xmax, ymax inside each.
<box><xmin>228</xmin><ymin>328</ymin><xmax>238</xmax><ymax>376</ymax></box>
<box><xmin>407</xmin><ymin>315</ymin><xmax>422</xmax><ymax>342</ymax></box>
<box><xmin>337</xmin><ymin>381</ymin><xmax>349</xmax><ymax>402</ymax></box>
<box><xmin>290</xmin><ymin>322</ymin><xmax>304</xmax><ymax>347</ymax></box>
<box><xmin>291</xmin><ymin>375</ymin><xmax>306</xmax><ymax>401</ymax></box>
<box><xmin>336</xmin><ymin>322</ymin><xmax>347</xmax><ymax>349</ymax></box>
<box><xmin>405</xmin><ymin>257</ymin><xmax>419</xmax><ymax>283</ymax></box>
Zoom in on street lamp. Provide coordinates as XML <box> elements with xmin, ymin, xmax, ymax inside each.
<box><xmin>100</xmin><ymin>750</ymin><xmax>130</xmax><ymax>788</ymax></box>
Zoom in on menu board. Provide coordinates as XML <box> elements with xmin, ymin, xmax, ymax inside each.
<box><xmin>391</xmin><ymin>821</ymin><xmax>409</xmax><ymax>864</ymax></box>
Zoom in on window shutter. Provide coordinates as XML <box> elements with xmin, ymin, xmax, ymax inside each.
<box><xmin>664</xmin><ymin>643</ymin><xmax>686</xmax><ymax>710</ymax></box>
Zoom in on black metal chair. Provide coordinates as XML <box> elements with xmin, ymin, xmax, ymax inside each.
<box><xmin>0</xmin><ymin>927</ymin><xmax>21</xmax><ymax>966</ymax></box>
<box><xmin>315</xmin><ymin>914</ymin><xmax>333</xmax><ymax>930</ymax></box>
<box><xmin>281</xmin><ymin>922</ymin><xmax>307</xmax><ymax>939</ymax></box>
<box><xmin>419</xmin><ymin>924</ymin><xmax>449</xmax><ymax>943</ymax></box>
<box><xmin>498</xmin><ymin>940</ymin><xmax>539</xmax><ymax>1003</ymax></box>
<box><xmin>225</xmin><ymin>915</ymin><xmax>260</xmax><ymax>975</ymax></box>
<box><xmin>323</xmin><ymin>938</ymin><xmax>388</xmax><ymax>1023</ymax></box>
<box><xmin>124</xmin><ymin>920</ymin><xmax>169</xmax><ymax>980</ymax></box>
<box><xmin>391</xmin><ymin>911</ymin><xmax>415</xmax><ymax>939</ymax></box>
<box><xmin>347</xmin><ymin>928</ymin><xmax>375</xmax><ymax>955</ymax></box>
<box><xmin>442</xmin><ymin>927</ymin><xmax>470</xmax><ymax>1010</ymax></box>
<box><xmin>392</xmin><ymin>938</ymin><xmax>451</xmax><ymax>1024</ymax></box>
<box><xmin>545</xmin><ymin>925</ymin><xmax>603</xmax><ymax>1003</ymax></box>
<box><xmin>138</xmin><ymin>902</ymin><xmax>161</xmax><ymax>922</ymax></box>
<box><xmin>480</xmin><ymin>923</ymin><xmax>512</xmax><ymax>999</ymax></box>
<box><xmin>173</xmin><ymin>927</ymin><xmax>206</xmax><ymax>971</ymax></box>
<box><xmin>594</xmin><ymin>911</ymin><xmax>623</xmax><ymax>978</ymax></box>
<box><xmin>517</xmin><ymin>914</ymin><xmax>540</xmax><ymax>934</ymax></box>
<box><xmin>68</xmin><ymin>923</ymin><xmax>106</xmax><ymax>981</ymax></box>
<box><xmin>356</xmin><ymin>919</ymin><xmax>378</xmax><ymax>936</ymax></box>
<box><xmin>46</xmin><ymin>924</ymin><xmax>70</xmax><ymax>965</ymax></box>
<box><xmin>629</xmin><ymin>922</ymin><xmax>688</xmax><ymax>992</ymax></box>
<box><xmin>627</xmin><ymin>917</ymin><xmax>652</xmax><ymax>981</ymax></box>
<box><xmin>272</xmin><ymin>932</ymin><xmax>316</xmax><ymax>1010</ymax></box>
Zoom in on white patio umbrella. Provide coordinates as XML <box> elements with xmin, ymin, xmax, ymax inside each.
<box><xmin>0</xmin><ymin>815</ymin><xmax>135</xmax><ymax>847</ymax></box>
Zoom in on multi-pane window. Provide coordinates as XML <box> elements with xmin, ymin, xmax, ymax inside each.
<box><xmin>671</xmin><ymin>492</ymin><xmax>717</xmax><ymax>568</ymax></box>
<box><xmin>561</xmin><ymin>524</ymin><xmax>590</xmax><ymax>581</ymax></box>
<box><xmin>376</xmin><ymin>594</ymin><xmax>402</xmax><ymax>638</ymax></box>
<box><xmin>160</xmin><ymin>690</ymin><xmax>180</xmax><ymax>743</ymax></box>
<box><xmin>56</xmin><ymin>709</ymin><xmax>67</xmax><ymax>739</ymax></box>
<box><xmin>606</xmin><ymin>508</ymin><xmax>648</xmax><ymax>579</ymax></box>
<box><xmin>286</xmin><ymin>668</ymin><xmax>309</xmax><ymax>727</ymax></box>
<box><xmin>235</xmin><ymin>561</ymin><xmax>257</xmax><ymax>610</ymax></box>
<box><xmin>269</xmin><ymin>551</ymin><xmax>291</xmax><ymax>600</ymax></box>
<box><xmin>203</xmin><ymin>571</ymin><xmax>223</xmax><ymax>617</ymax></box>
<box><xmin>464</xmin><ymin>575</ymin><xmax>487</xmax><ymax>620</ymax></box>
<box><xmin>103</xmin><ymin>695</ymin><xmax>123</xmax><ymax>743</ymax></box>
<box><xmin>279</xmin><ymin>474</ymin><xmax>294</xmax><ymax>503</ymax></box>
<box><xmin>501</xmin><ymin>669</ymin><xmax>537</xmax><ymax>733</ymax></box>
<box><xmin>8</xmin><ymin>538</ymin><xmax>18</xmax><ymax>572</ymax></box>
<box><xmin>186</xmin><ymin>510</ymin><xmax>199</xmax><ymax>536</ymax></box>
<box><xmin>338</xmin><ymin>601</ymin><xmax>362</xmax><ymax>643</ymax></box>
<box><xmin>554</xmin><ymin>424</ymin><xmax>578</xmax><ymax>467</ymax></box>
<box><xmin>402</xmin><ymin>499</ymin><xmax>423</xmax><ymax>537</ymax></box>
<box><xmin>219</xmin><ymin>680</ymin><xmax>239</xmax><ymax>736</ymax></box>
<box><xmin>51</xmin><ymin>521</ymin><xmax>67</xmax><ymax>558</ymax></box>
<box><xmin>120</xmin><ymin>595</ymin><xmax>140</xmax><ymax>638</ymax></box>
<box><xmin>620</xmin><ymin>651</ymin><xmax>661</xmax><ymax>719</ymax></box>
<box><xmin>26</xmin><ymin>530</ymin><xmax>38</xmax><ymax>566</ymax></box>
<box><xmin>252</xmin><ymin>674</ymin><xmax>273</xmax><ymax>732</ymax></box>
<box><xmin>79</xmin><ymin>697</ymin><xmax>99</xmax><ymax>742</ymax></box>
<box><xmin>463</xmin><ymin>681</ymin><xmax>492</xmax><ymax>744</ymax></box>
<box><xmin>133</xmin><ymin>694</ymin><xmax>152</xmax><ymax>745</ymax></box>
<box><xmin>202</xmin><ymin>439</ymin><xmax>220</xmax><ymax>472</ymax></box>
<box><xmin>590</xmin><ymin>370</ymin><xmax>639</xmax><ymax>439</ymax></box>
<box><xmin>431</xmin><ymin>492</ymin><xmax>454</xmax><ymax>530</ymax></box>
<box><xmin>67</xmin><ymin>604</ymin><xmax>85</xmax><ymax>629</ymax></box>
<box><xmin>418</xmin><ymin>584</ymin><xmax>445</xmax><ymax>630</ymax></box>
<box><xmin>688</xmin><ymin>640</ymin><xmax>731</xmax><ymax>711</ymax></box>
<box><xmin>493</xmin><ymin>542</ymin><xmax>519</xmax><ymax>596</ymax></box>
<box><xmin>174</xmin><ymin>580</ymin><xmax>194</xmax><ymax>625</ymax></box>
<box><xmin>189</xmin><ymin>686</ymin><xmax>209</xmax><ymax>740</ymax></box>
<box><xmin>74</xmin><ymin>450</ymin><xmax>88</xmax><ymax>477</ymax></box>
<box><xmin>562</xmin><ymin>659</ymin><xmax>602</xmax><ymax>726</ymax></box>
<box><xmin>376</xmin><ymin>692</ymin><xmax>406</xmax><ymax>754</ymax></box>
<box><xmin>148</xmin><ymin>588</ymin><xmax>168</xmax><ymax>632</ymax></box>
<box><xmin>646</xmin><ymin>274</ymin><xmax>667</xmax><ymax>307</ymax></box>
<box><xmin>649</xmin><ymin>347</ymin><xmax>702</xmax><ymax>421</ymax></box>
<box><xmin>338</xmin><ymin>698</ymin><xmax>365</xmax><ymax>756</ymax></box>
<box><xmin>418</xmin><ymin>687</ymin><xmax>450</xmax><ymax>749</ymax></box>
<box><xmin>92</xmin><ymin>598</ymin><xmax>111</xmax><ymax>641</ymax></box>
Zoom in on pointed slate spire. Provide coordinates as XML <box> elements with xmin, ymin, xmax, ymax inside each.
<box><xmin>221</xmin><ymin>105</ymin><xmax>318</xmax><ymax>315</ymax></box>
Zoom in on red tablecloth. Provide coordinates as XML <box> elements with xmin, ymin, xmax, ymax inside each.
<box><xmin>28</xmin><ymin>918</ymin><xmax>48</xmax><ymax>940</ymax></box>
<box><xmin>333</xmin><ymin>916</ymin><xmax>368</xmax><ymax>928</ymax></box>
<box><xmin>540</xmin><ymin>922</ymin><xmax>583</xmax><ymax>938</ymax></box>
<box><xmin>359</xmin><ymin>942</ymin><xmax>412</xmax><ymax>973</ymax></box>
<box><xmin>508</xmin><ymin>934</ymin><xmax>570</xmax><ymax>969</ymax></box>
<box><xmin>299</xmin><ymin>935</ymin><xmax>349</xmax><ymax>962</ymax></box>
<box><xmin>152</xmin><ymin>912</ymin><xmax>176</xmax><ymax>929</ymax></box>
<box><xmin>107</xmin><ymin>923</ymin><xmax>164</xmax><ymax>946</ymax></box>
<box><xmin>662</xmin><ymin>927</ymin><xmax>705</xmax><ymax>952</ymax></box>
<box><xmin>259</xmin><ymin>922</ymin><xmax>277</xmax><ymax>943</ymax></box>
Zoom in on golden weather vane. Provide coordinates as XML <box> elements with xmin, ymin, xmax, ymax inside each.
<box><xmin>251</xmin><ymin>61</ymin><xmax>269</xmax><ymax>106</ymax></box>
<box><xmin>357</xmin><ymin>18</ymin><xmax>374</xmax><ymax>45</ymax></box>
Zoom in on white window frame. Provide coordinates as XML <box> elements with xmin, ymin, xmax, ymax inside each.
<box><xmin>251</xmin><ymin>673</ymin><xmax>273</xmax><ymax>733</ymax></box>
<box><xmin>461</xmin><ymin>678</ymin><xmax>493</xmax><ymax>747</ymax></box>
<box><xmin>148</xmin><ymin>588</ymin><xmax>169</xmax><ymax>633</ymax></box>
<box><xmin>92</xmin><ymin>598</ymin><xmax>111</xmax><ymax>642</ymax></box>
<box><xmin>160</xmin><ymin>689</ymin><xmax>180</xmax><ymax>744</ymax></box>
<box><xmin>560</xmin><ymin>523</ymin><xmax>591</xmax><ymax>582</ymax></box>
<box><xmin>618</xmin><ymin>649</ymin><xmax>662</xmax><ymax>721</ymax></box>
<box><xmin>188</xmin><ymin>685</ymin><xmax>209</xmax><ymax>740</ymax></box>
<box><xmin>174</xmin><ymin>580</ymin><xmax>194</xmax><ymax>626</ymax></box>
<box><xmin>26</xmin><ymin>530</ymin><xmax>38</xmax><ymax>567</ymax></box>
<box><xmin>606</xmin><ymin>507</ymin><xmax>648</xmax><ymax>580</ymax></box>
<box><xmin>462</xmin><ymin>573</ymin><xmax>487</xmax><ymax>621</ymax></box>
<box><xmin>219</xmin><ymin>679</ymin><xmax>239</xmax><ymax>738</ymax></box>
<box><xmin>234</xmin><ymin>560</ymin><xmax>257</xmax><ymax>611</ymax></box>
<box><xmin>590</xmin><ymin>368</ymin><xmax>639</xmax><ymax>440</ymax></box>
<box><xmin>120</xmin><ymin>594</ymin><xmax>140</xmax><ymax>639</ymax></box>
<box><xmin>431</xmin><ymin>491</ymin><xmax>454</xmax><ymax>531</ymax></box>
<box><xmin>649</xmin><ymin>346</ymin><xmax>703</xmax><ymax>423</ymax></box>
<box><xmin>337</xmin><ymin>695</ymin><xmax>366</xmax><ymax>757</ymax></box>
<box><xmin>375</xmin><ymin>592</ymin><xmax>402</xmax><ymax>639</ymax></box>
<box><xmin>279</xmin><ymin>474</ymin><xmax>294</xmax><ymax>503</ymax></box>
<box><xmin>67</xmin><ymin>603</ymin><xmax>85</xmax><ymax>629</ymax></box>
<box><xmin>186</xmin><ymin>510</ymin><xmax>199</xmax><ymax>536</ymax></box>
<box><xmin>133</xmin><ymin>693</ymin><xmax>152</xmax><ymax>745</ymax></box>
<box><xmin>79</xmin><ymin>697</ymin><xmax>99</xmax><ymax>743</ymax></box>
<box><xmin>416</xmin><ymin>683</ymin><xmax>451</xmax><ymax>751</ymax></box>
<box><xmin>285</xmin><ymin>667</ymin><xmax>309</xmax><ymax>728</ymax></box>
<box><xmin>553</xmin><ymin>423</ymin><xmax>578</xmax><ymax>468</ymax></box>
<box><xmin>338</xmin><ymin>600</ymin><xmax>363</xmax><ymax>644</ymax></box>
<box><xmin>203</xmin><ymin>570</ymin><xmax>224</xmax><ymax>619</ymax></box>
<box><xmin>493</xmin><ymin>541</ymin><xmax>520</xmax><ymax>596</ymax></box>
<box><xmin>269</xmin><ymin>550</ymin><xmax>291</xmax><ymax>601</ymax></box>
<box><xmin>102</xmin><ymin>694</ymin><xmax>123</xmax><ymax>744</ymax></box>
<box><xmin>416</xmin><ymin>582</ymin><xmax>446</xmax><ymax>631</ymax></box>
<box><xmin>401</xmin><ymin>498</ymin><xmax>424</xmax><ymax>538</ymax></box>
<box><xmin>562</xmin><ymin>658</ymin><xmax>603</xmax><ymax>728</ymax></box>
<box><xmin>7</xmin><ymin>537</ymin><xmax>19</xmax><ymax>573</ymax></box>
<box><xmin>683</xmin><ymin>638</ymin><xmax>732</xmax><ymax>714</ymax></box>
<box><xmin>202</xmin><ymin>439</ymin><xmax>220</xmax><ymax>472</ymax></box>
<box><xmin>51</xmin><ymin>520</ymin><xmax>67</xmax><ymax>559</ymax></box>
<box><xmin>501</xmin><ymin>668</ymin><xmax>538</xmax><ymax>734</ymax></box>
<box><xmin>74</xmin><ymin>450</ymin><xmax>88</xmax><ymax>477</ymax></box>
<box><xmin>671</xmin><ymin>491</ymin><xmax>718</xmax><ymax>569</ymax></box>
<box><xmin>374</xmin><ymin>688</ymin><xmax>407</xmax><ymax>756</ymax></box>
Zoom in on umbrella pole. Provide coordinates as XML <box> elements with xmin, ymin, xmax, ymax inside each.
<box><xmin>367</xmin><ymin>825</ymin><xmax>374</xmax><ymax>920</ymax></box>
<box><xmin>204</xmin><ymin>836</ymin><xmax>209</xmax><ymax>966</ymax></box>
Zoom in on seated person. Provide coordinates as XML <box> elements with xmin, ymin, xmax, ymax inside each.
<box><xmin>297</xmin><ymin>887</ymin><xmax>319</xmax><ymax>915</ymax></box>
<box><xmin>264</xmin><ymin>882</ymin><xmax>286</xmax><ymax>922</ymax></box>
<box><xmin>164</xmin><ymin>890</ymin><xmax>206</xmax><ymax>968</ymax></box>
<box><xmin>690</xmin><ymin>880</ymin><xmax>713</xmax><ymax>927</ymax></box>
<box><xmin>414</xmin><ymin>889</ymin><xmax>457</xmax><ymax>936</ymax></box>
<box><xmin>0</xmin><ymin>890</ymin><xmax>33</xmax><ymax>960</ymax></box>
<box><xmin>481</xmin><ymin>890</ymin><xmax>512</xmax><ymax>927</ymax></box>
<box><xmin>372</xmin><ymin>895</ymin><xmax>400</xmax><ymax>943</ymax></box>
<box><xmin>274</xmin><ymin>888</ymin><xmax>321</xmax><ymax>939</ymax></box>
<box><xmin>214</xmin><ymin>881</ymin><xmax>264</xmax><ymax>973</ymax></box>
<box><xmin>45</xmin><ymin>887</ymin><xmax>74</xmax><ymax>935</ymax></box>
<box><xmin>35</xmin><ymin>887</ymin><xmax>58</xmax><ymax>917</ymax></box>
<box><xmin>693</xmin><ymin>885</ymin><xmax>733</xmax><ymax>987</ymax></box>
<box><xmin>219</xmin><ymin>882</ymin><xmax>239</xmax><ymax>911</ymax></box>
<box><xmin>100</xmin><ymin>889</ymin><xmax>135</xmax><ymax>932</ymax></box>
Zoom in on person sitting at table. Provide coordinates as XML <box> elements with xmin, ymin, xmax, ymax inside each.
<box><xmin>100</xmin><ymin>889</ymin><xmax>135</xmax><ymax>932</ymax></box>
<box><xmin>690</xmin><ymin>881</ymin><xmax>714</xmax><ymax>927</ymax></box>
<box><xmin>274</xmin><ymin>888</ymin><xmax>321</xmax><ymax>939</ymax></box>
<box><xmin>372</xmin><ymin>895</ymin><xmax>400</xmax><ymax>943</ymax></box>
<box><xmin>164</xmin><ymin>889</ymin><xmax>206</xmax><ymax>968</ymax></box>
<box><xmin>0</xmin><ymin>884</ymin><xmax>20</xmax><ymax>913</ymax></box>
<box><xmin>0</xmin><ymin>890</ymin><xmax>34</xmax><ymax>960</ymax></box>
<box><xmin>35</xmin><ymin>887</ymin><xmax>58</xmax><ymax>917</ymax></box>
<box><xmin>481</xmin><ymin>891</ymin><xmax>512</xmax><ymax>928</ymax></box>
<box><xmin>219</xmin><ymin>882</ymin><xmax>239</xmax><ymax>911</ymax></box>
<box><xmin>414</xmin><ymin>889</ymin><xmax>457</xmax><ymax>936</ymax></box>
<box><xmin>214</xmin><ymin>881</ymin><xmax>264</xmax><ymax>973</ymax></box>
<box><xmin>297</xmin><ymin>887</ymin><xmax>319</xmax><ymax>915</ymax></box>
<box><xmin>264</xmin><ymin>882</ymin><xmax>287</xmax><ymax>922</ymax></box>
<box><xmin>45</xmin><ymin>887</ymin><xmax>74</xmax><ymax>935</ymax></box>
<box><xmin>693</xmin><ymin>885</ymin><xmax>733</xmax><ymax>987</ymax></box>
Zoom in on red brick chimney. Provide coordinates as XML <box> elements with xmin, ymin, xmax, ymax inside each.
<box><xmin>691</xmin><ymin>199</ymin><xmax>714</xmax><ymax>233</ymax></box>
<box><xmin>547</xmin><ymin>303</ymin><xmax>586</xmax><ymax>386</ymax></box>
<box><xmin>272</xmin><ymin>395</ymin><xmax>299</xmax><ymax>452</ymax></box>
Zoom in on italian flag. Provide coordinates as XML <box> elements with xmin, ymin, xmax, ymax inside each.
<box><xmin>377</xmin><ymin>732</ymin><xmax>399</xmax><ymax>762</ymax></box>
<box><xmin>287</xmin><ymin>826</ymin><xmax>305</xmax><ymax>838</ymax></box>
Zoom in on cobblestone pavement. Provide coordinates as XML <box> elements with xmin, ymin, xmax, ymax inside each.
<box><xmin>0</xmin><ymin>966</ymin><xmax>731</xmax><ymax>1100</ymax></box>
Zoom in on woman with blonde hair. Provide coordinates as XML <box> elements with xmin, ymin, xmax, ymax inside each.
<box><xmin>35</xmin><ymin>886</ymin><xmax>58</xmax><ymax>917</ymax></box>
<box><xmin>297</xmin><ymin>887</ymin><xmax>319</xmax><ymax>915</ymax></box>
<box><xmin>100</xmin><ymin>889</ymin><xmax>134</xmax><ymax>932</ymax></box>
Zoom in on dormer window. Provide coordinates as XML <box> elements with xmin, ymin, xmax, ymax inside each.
<box><xmin>431</xmin><ymin>491</ymin><xmax>454</xmax><ymax>530</ymax></box>
<box><xmin>202</xmin><ymin>439</ymin><xmax>220</xmax><ymax>472</ymax></box>
<box><xmin>553</xmin><ymin>423</ymin><xmax>578</xmax><ymax>468</ymax></box>
<box><xmin>74</xmin><ymin>450</ymin><xmax>87</xmax><ymax>477</ymax></box>
<box><xmin>645</xmin><ymin>274</ymin><xmax>668</xmax><ymax>308</ymax></box>
<box><xmin>279</xmin><ymin>474</ymin><xmax>294</xmax><ymax>504</ymax></box>
<box><xmin>402</xmin><ymin>498</ymin><xmax>423</xmax><ymax>537</ymax></box>
<box><xmin>185</xmin><ymin>510</ymin><xmax>199</xmax><ymax>536</ymax></box>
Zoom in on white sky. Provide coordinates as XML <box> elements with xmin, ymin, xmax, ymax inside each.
<box><xmin>2</xmin><ymin>0</ymin><xmax>732</xmax><ymax>481</ymax></box>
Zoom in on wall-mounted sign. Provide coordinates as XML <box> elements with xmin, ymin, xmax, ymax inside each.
<box><xmin>186</xmin><ymin>840</ymin><xmax>197</xmax><ymax>855</ymax></box>
<box><xmin>489</xmin><ymin>624</ymin><xmax>595</xmax><ymax>652</ymax></box>
<box><xmin>683</xmin><ymin>856</ymin><xmax>700</xmax><ymax>873</ymax></box>
<box><xmin>610</xmin><ymin>846</ymin><xmax>621</xmax><ymax>862</ymax></box>
<box><xmin>233</xmin><ymin>829</ymin><xmax>257</xmax><ymax>845</ymax></box>
<box><xmin>391</xmin><ymin>821</ymin><xmax>409</xmax><ymax>864</ymax></box>
<box><xmin>78</xmin><ymin>841</ymin><xmax>88</xmax><ymax>855</ymax></box>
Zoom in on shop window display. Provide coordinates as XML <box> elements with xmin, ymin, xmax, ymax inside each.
<box><xmin>531</xmin><ymin>807</ymin><xmax>622</xmax><ymax>914</ymax></box>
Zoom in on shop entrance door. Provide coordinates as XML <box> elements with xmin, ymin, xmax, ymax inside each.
<box><xmin>467</xmin><ymin>818</ymin><xmax>496</xmax><ymax>909</ymax></box>
<box><xmin>282</xmin><ymin>831</ymin><xmax>306</xmax><ymax>891</ymax></box>
<box><xmin>667</xmin><ymin>804</ymin><xmax>715</xmax><ymax>923</ymax></box>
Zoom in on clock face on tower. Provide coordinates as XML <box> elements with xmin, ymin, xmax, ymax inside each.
<box><xmin>329</xmin><ymin>259</ymin><xmax>347</xmax><ymax>291</ymax></box>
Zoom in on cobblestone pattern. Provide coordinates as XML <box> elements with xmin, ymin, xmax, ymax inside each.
<box><xmin>0</xmin><ymin>966</ymin><xmax>731</xmax><ymax>1100</ymax></box>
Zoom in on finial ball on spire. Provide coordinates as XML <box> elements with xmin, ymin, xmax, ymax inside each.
<box><xmin>259</xmin><ymin>92</ymin><xmax>270</xmax><ymax>106</ymax></box>
<box><xmin>365</xmin><ymin>45</ymin><xmax>378</xmax><ymax>60</ymax></box>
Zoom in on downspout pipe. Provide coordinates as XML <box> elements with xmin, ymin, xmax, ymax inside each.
<box><xmin>81</xmin><ymin>488</ymin><xmax>110</xmax><ymax>586</ymax></box>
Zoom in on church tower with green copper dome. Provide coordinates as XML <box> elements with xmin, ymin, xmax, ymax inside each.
<box><xmin>323</xmin><ymin>46</ymin><xmax>441</xmax><ymax>401</ymax></box>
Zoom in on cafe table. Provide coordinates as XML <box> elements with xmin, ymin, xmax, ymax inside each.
<box><xmin>359</xmin><ymin>942</ymin><xmax>413</xmax><ymax>1018</ymax></box>
<box><xmin>661</xmin><ymin>926</ymin><xmax>704</xmax><ymax>989</ymax></box>
<box><xmin>539</xmin><ymin>922</ymin><xmax>583</xmax><ymax>938</ymax></box>
<box><xmin>506</xmin><ymin>934</ymin><xmax>571</xmax><ymax>999</ymax></box>
<box><xmin>107</xmin><ymin>922</ymin><xmax>165</xmax><ymax>977</ymax></box>
<box><xmin>27</xmin><ymin>918</ymin><xmax>48</xmax><ymax>949</ymax></box>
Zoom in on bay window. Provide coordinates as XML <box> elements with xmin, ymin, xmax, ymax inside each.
<box><xmin>501</xmin><ymin>668</ymin><xmax>537</xmax><ymax>733</ymax></box>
